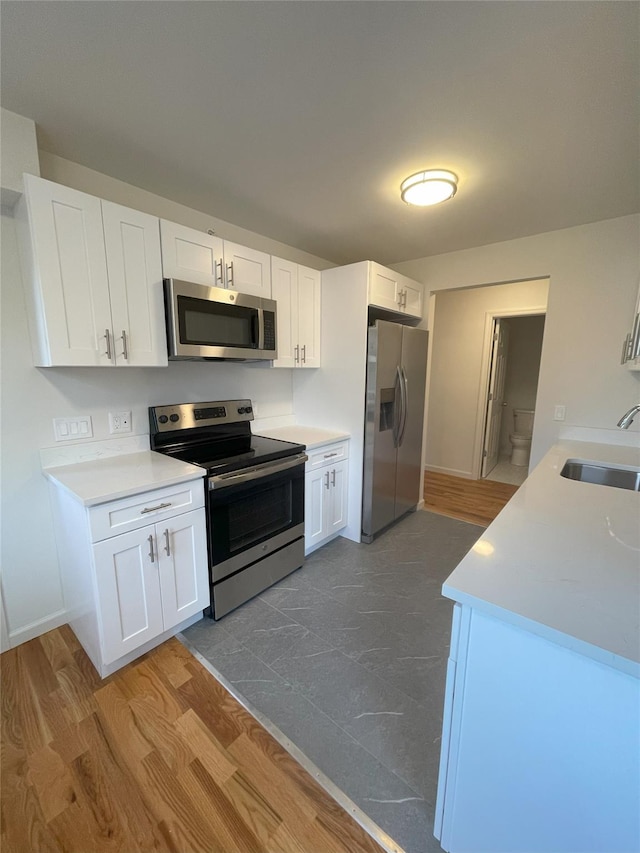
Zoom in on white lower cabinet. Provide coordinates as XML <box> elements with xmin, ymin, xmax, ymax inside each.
<box><xmin>304</xmin><ymin>441</ymin><xmax>349</xmax><ymax>553</ymax></box>
<box><xmin>94</xmin><ymin>510</ymin><xmax>208</xmax><ymax>665</ymax></box>
<box><xmin>51</xmin><ymin>477</ymin><xmax>209</xmax><ymax>677</ymax></box>
<box><xmin>436</xmin><ymin>604</ymin><xmax>640</xmax><ymax>853</ymax></box>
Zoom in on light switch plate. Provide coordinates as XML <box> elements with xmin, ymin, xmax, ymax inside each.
<box><xmin>553</xmin><ymin>405</ymin><xmax>566</xmax><ymax>421</ymax></box>
<box><xmin>53</xmin><ymin>416</ymin><xmax>93</xmax><ymax>441</ymax></box>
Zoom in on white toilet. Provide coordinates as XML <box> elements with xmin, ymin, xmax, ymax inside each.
<box><xmin>509</xmin><ymin>409</ymin><xmax>535</xmax><ymax>467</ymax></box>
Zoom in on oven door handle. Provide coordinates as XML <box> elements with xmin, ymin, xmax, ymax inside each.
<box><xmin>208</xmin><ymin>453</ymin><xmax>307</xmax><ymax>490</ymax></box>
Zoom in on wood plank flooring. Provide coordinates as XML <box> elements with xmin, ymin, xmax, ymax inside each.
<box><xmin>1</xmin><ymin>625</ymin><xmax>388</xmax><ymax>853</ymax></box>
<box><xmin>423</xmin><ymin>470</ymin><xmax>519</xmax><ymax>526</ymax></box>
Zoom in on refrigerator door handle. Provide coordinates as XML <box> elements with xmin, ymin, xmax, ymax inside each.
<box><xmin>393</xmin><ymin>366</ymin><xmax>402</xmax><ymax>448</ymax></box>
<box><xmin>398</xmin><ymin>366</ymin><xmax>409</xmax><ymax>445</ymax></box>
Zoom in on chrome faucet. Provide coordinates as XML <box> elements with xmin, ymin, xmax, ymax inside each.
<box><xmin>617</xmin><ymin>404</ymin><xmax>640</xmax><ymax>429</ymax></box>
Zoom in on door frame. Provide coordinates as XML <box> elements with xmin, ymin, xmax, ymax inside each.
<box><xmin>471</xmin><ymin>306</ymin><xmax>547</xmax><ymax>480</ymax></box>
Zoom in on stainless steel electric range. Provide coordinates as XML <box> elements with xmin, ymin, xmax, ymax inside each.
<box><xmin>149</xmin><ymin>399</ymin><xmax>306</xmax><ymax>619</ymax></box>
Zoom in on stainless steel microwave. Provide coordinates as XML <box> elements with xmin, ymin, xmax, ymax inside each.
<box><xmin>164</xmin><ymin>278</ymin><xmax>277</xmax><ymax>361</ymax></box>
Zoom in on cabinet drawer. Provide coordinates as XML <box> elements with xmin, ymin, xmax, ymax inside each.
<box><xmin>306</xmin><ymin>441</ymin><xmax>349</xmax><ymax>471</ymax></box>
<box><xmin>88</xmin><ymin>479</ymin><xmax>205</xmax><ymax>542</ymax></box>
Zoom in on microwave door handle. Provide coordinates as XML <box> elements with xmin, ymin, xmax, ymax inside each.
<box><xmin>255</xmin><ymin>308</ymin><xmax>264</xmax><ymax>350</ymax></box>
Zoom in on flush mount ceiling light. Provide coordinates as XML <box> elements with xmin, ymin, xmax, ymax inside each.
<box><xmin>400</xmin><ymin>169</ymin><xmax>458</xmax><ymax>206</ymax></box>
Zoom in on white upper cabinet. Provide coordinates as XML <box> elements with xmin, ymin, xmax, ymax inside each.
<box><xmin>368</xmin><ymin>262</ymin><xmax>423</xmax><ymax>319</ymax></box>
<box><xmin>17</xmin><ymin>175</ymin><xmax>167</xmax><ymax>367</ymax></box>
<box><xmin>160</xmin><ymin>219</ymin><xmax>223</xmax><ymax>288</ymax></box>
<box><xmin>271</xmin><ymin>256</ymin><xmax>321</xmax><ymax>368</ymax></box>
<box><xmin>101</xmin><ymin>201</ymin><xmax>167</xmax><ymax>367</ymax></box>
<box><xmin>222</xmin><ymin>241</ymin><xmax>271</xmax><ymax>299</ymax></box>
<box><xmin>160</xmin><ymin>221</ymin><xmax>271</xmax><ymax>298</ymax></box>
<box><xmin>621</xmin><ymin>279</ymin><xmax>640</xmax><ymax>371</ymax></box>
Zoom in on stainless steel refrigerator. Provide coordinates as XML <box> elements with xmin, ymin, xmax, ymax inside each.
<box><xmin>361</xmin><ymin>320</ymin><xmax>429</xmax><ymax>542</ymax></box>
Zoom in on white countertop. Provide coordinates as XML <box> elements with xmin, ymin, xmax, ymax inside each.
<box><xmin>443</xmin><ymin>440</ymin><xmax>640</xmax><ymax>675</ymax></box>
<box><xmin>43</xmin><ymin>451</ymin><xmax>206</xmax><ymax>506</ymax></box>
<box><xmin>255</xmin><ymin>425</ymin><xmax>350</xmax><ymax>449</ymax></box>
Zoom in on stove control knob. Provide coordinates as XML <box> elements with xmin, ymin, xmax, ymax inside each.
<box><xmin>238</xmin><ymin>407</ymin><xmax>246</xmax><ymax>414</ymax></box>
<box><xmin>169</xmin><ymin>414</ymin><xmax>180</xmax><ymax>423</ymax></box>
<box><xmin>245</xmin><ymin>406</ymin><xmax>253</xmax><ymax>414</ymax></box>
<box><xmin>158</xmin><ymin>415</ymin><xmax>169</xmax><ymax>424</ymax></box>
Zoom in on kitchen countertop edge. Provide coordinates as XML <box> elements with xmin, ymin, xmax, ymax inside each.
<box><xmin>442</xmin><ymin>439</ymin><xmax>640</xmax><ymax>675</ymax></box>
<box><xmin>43</xmin><ymin>451</ymin><xmax>206</xmax><ymax>507</ymax></box>
<box><xmin>255</xmin><ymin>425</ymin><xmax>350</xmax><ymax>449</ymax></box>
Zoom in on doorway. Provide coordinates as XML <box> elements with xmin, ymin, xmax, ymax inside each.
<box><xmin>480</xmin><ymin>312</ymin><xmax>546</xmax><ymax>485</ymax></box>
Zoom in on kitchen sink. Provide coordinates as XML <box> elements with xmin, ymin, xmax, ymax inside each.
<box><xmin>560</xmin><ymin>460</ymin><xmax>640</xmax><ymax>491</ymax></box>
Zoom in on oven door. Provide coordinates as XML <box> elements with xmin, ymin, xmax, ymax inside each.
<box><xmin>207</xmin><ymin>454</ymin><xmax>306</xmax><ymax>582</ymax></box>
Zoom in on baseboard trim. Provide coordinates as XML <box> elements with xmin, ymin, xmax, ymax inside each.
<box><xmin>8</xmin><ymin>608</ymin><xmax>68</xmax><ymax>649</ymax></box>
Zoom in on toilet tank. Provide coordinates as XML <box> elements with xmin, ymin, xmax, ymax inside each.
<box><xmin>513</xmin><ymin>409</ymin><xmax>535</xmax><ymax>436</ymax></box>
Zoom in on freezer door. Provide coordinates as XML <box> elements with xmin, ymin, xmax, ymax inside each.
<box><xmin>394</xmin><ymin>327</ymin><xmax>429</xmax><ymax>520</ymax></box>
<box><xmin>362</xmin><ymin>321</ymin><xmax>403</xmax><ymax>539</ymax></box>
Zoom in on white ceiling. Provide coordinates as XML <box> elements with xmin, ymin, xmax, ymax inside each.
<box><xmin>2</xmin><ymin>1</ymin><xmax>638</xmax><ymax>266</ymax></box>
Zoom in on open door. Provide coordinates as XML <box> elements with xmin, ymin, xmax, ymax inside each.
<box><xmin>482</xmin><ymin>318</ymin><xmax>509</xmax><ymax>477</ymax></box>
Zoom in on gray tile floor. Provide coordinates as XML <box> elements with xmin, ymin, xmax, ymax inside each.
<box><xmin>181</xmin><ymin>509</ymin><xmax>484</xmax><ymax>853</ymax></box>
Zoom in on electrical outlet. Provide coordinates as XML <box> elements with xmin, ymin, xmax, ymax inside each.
<box><xmin>108</xmin><ymin>411</ymin><xmax>132</xmax><ymax>434</ymax></box>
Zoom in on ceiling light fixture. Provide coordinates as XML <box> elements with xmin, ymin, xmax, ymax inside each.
<box><xmin>400</xmin><ymin>169</ymin><xmax>458</xmax><ymax>206</ymax></box>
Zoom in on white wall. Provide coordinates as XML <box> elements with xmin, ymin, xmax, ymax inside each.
<box><xmin>425</xmin><ymin>280</ymin><xmax>548</xmax><ymax>478</ymax></box>
<box><xmin>500</xmin><ymin>315</ymin><xmax>545</xmax><ymax>454</ymax></box>
<box><xmin>393</xmin><ymin>215</ymin><xmax>640</xmax><ymax>470</ymax></box>
<box><xmin>0</xmin><ymin>154</ymin><xmax>334</xmax><ymax>647</ymax></box>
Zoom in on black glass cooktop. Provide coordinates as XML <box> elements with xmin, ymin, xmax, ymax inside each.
<box><xmin>166</xmin><ymin>434</ymin><xmax>305</xmax><ymax>475</ymax></box>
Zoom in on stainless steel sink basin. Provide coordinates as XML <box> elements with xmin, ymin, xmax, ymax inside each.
<box><xmin>560</xmin><ymin>460</ymin><xmax>640</xmax><ymax>491</ymax></box>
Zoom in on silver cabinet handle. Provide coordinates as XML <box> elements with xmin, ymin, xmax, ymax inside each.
<box><xmin>331</xmin><ymin>469</ymin><xmax>336</xmax><ymax>487</ymax></box>
<box><xmin>294</xmin><ymin>344</ymin><xmax>300</xmax><ymax>364</ymax></box>
<box><xmin>140</xmin><ymin>502</ymin><xmax>172</xmax><ymax>515</ymax></box>
<box><xmin>323</xmin><ymin>452</ymin><xmax>338</xmax><ymax>459</ymax></box>
<box><xmin>163</xmin><ymin>528</ymin><xmax>171</xmax><ymax>557</ymax></box>
<box><xmin>622</xmin><ymin>334</ymin><xmax>631</xmax><ymax>364</ymax></box>
<box><xmin>301</xmin><ymin>344</ymin><xmax>306</xmax><ymax>364</ymax></box>
<box><xmin>104</xmin><ymin>329</ymin><xmax>112</xmax><ymax>360</ymax></box>
<box><xmin>631</xmin><ymin>314</ymin><xmax>640</xmax><ymax>360</ymax></box>
<box><xmin>215</xmin><ymin>258</ymin><xmax>224</xmax><ymax>286</ymax></box>
<box><xmin>226</xmin><ymin>261</ymin><xmax>234</xmax><ymax>287</ymax></box>
<box><xmin>148</xmin><ymin>534</ymin><xmax>155</xmax><ymax>563</ymax></box>
<box><xmin>324</xmin><ymin>471</ymin><xmax>330</xmax><ymax>489</ymax></box>
<box><xmin>121</xmin><ymin>330</ymin><xmax>129</xmax><ymax>360</ymax></box>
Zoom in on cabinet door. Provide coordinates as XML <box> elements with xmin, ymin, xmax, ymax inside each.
<box><xmin>157</xmin><ymin>510</ymin><xmax>209</xmax><ymax>630</ymax></box>
<box><xmin>328</xmin><ymin>460</ymin><xmax>348</xmax><ymax>535</ymax></box>
<box><xmin>271</xmin><ymin>257</ymin><xmax>298</xmax><ymax>367</ymax></box>
<box><xmin>401</xmin><ymin>280</ymin><xmax>423</xmax><ymax>319</ymax></box>
<box><xmin>223</xmin><ymin>241</ymin><xmax>271</xmax><ymax>298</ymax></box>
<box><xmin>102</xmin><ymin>202</ymin><xmax>167</xmax><ymax>367</ymax></box>
<box><xmin>369</xmin><ymin>265</ymin><xmax>401</xmax><ymax>313</ymax></box>
<box><xmin>297</xmin><ymin>266</ymin><xmax>321</xmax><ymax>368</ymax></box>
<box><xmin>160</xmin><ymin>220</ymin><xmax>223</xmax><ymax>288</ymax></box>
<box><xmin>22</xmin><ymin>174</ymin><xmax>113</xmax><ymax>366</ymax></box>
<box><xmin>93</xmin><ymin>526</ymin><xmax>164</xmax><ymax>664</ymax></box>
<box><xmin>305</xmin><ymin>467</ymin><xmax>330</xmax><ymax>549</ymax></box>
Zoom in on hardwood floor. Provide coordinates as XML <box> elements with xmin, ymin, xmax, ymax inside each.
<box><xmin>423</xmin><ymin>470</ymin><xmax>519</xmax><ymax>526</ymax></box>
<box><xmin>1</xmin><ymin>625</ymin><xmax>388</xmax><ymax>853</ymax></box>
